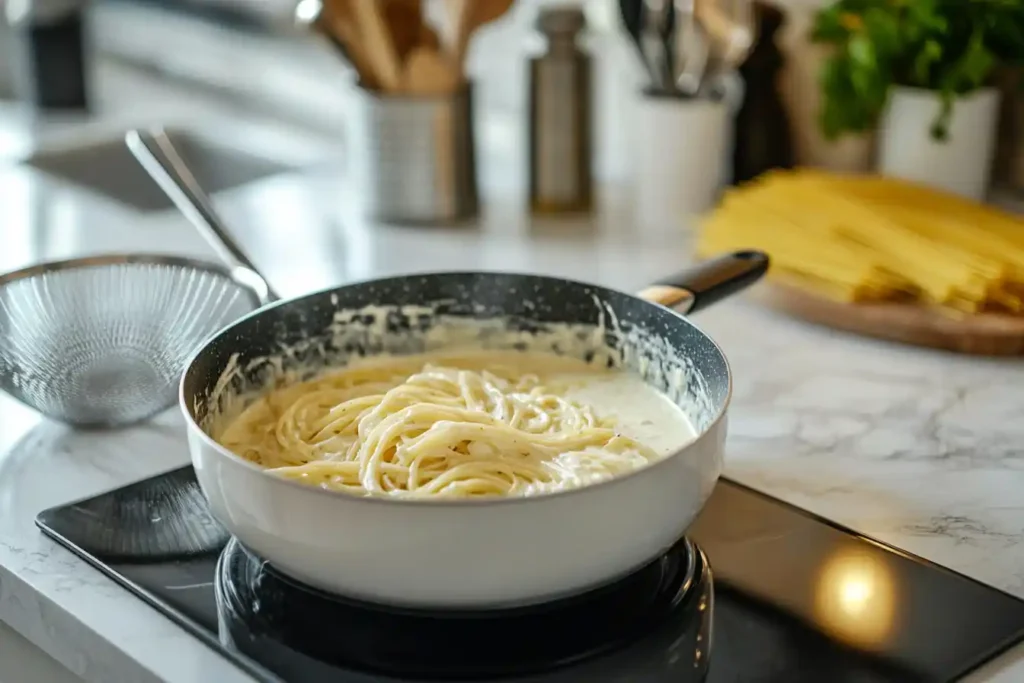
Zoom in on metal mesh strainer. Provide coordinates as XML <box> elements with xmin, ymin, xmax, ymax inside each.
<box><xmin>0</xmin><ymin>254</ymin><xmax>265</xmax><ymax>427</ymax></box>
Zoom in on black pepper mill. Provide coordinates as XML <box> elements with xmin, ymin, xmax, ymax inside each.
<box><xmin>528</xmin><ymin>6</ymin><xmax>593</xmax><ymax>214</ymax></box>
<box><xmin>730</xmin><ymin>2</ymin><xmax>793</xmax><ymax>185</ymax></box>
<box><xmin>6</xmin><ymin>0</ymin><xmax>91</xmax><ymax>111</ymax></box>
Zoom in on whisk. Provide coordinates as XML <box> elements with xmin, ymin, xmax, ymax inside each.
<box><xmin>0</xmin><ymin>253</ymin><xmax>268</xmax><ymax>428</ymax></box>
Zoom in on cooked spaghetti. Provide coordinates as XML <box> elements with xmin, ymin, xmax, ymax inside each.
<box><xmin>216</xmin><ymin>351</ymin><xmax>685</xmax><ymax>499</ymax></box>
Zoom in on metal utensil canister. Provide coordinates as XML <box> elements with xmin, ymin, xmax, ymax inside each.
<box><xmin>348</xmin><ymin>85</ymin><xmax>478</xmax><ymax>225</ymax></box>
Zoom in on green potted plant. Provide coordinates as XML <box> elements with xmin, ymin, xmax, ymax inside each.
<box><xmin>811</xmin><ymin>0</ymin><xmax>1024</xmax><ymax>199</ymax></box>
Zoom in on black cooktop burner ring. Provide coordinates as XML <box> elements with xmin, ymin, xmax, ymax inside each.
<box><xmin>238</xmin><ymin>535</ymin><xmax>700</xmax><ymax>619</ymax></box>
<box><xmin>214</xmin><ymin>535</ymin><xmax>712</xmax><ymax>680</ymax></box>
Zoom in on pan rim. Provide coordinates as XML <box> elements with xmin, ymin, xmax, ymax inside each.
<box><xmin>179</xmin><ymin>270</ymin><xmax>734</xmax><ymax>509</ymax></box>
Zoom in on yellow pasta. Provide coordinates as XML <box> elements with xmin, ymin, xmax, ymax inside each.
<box><xmin>697</xmin><ymin>170</ymin><xmax>1024</xmax><ymax>315</ymax></box>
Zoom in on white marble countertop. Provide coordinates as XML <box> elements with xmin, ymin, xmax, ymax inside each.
<box><xmin>2</xmin><ymin>12</ymin><xmax>1024</xmax><ymax>683</ymax></box>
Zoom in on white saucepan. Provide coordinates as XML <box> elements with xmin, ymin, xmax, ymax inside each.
<box><xmin>128</xmin><ymin>128</ymin><xmax>768</xmax><ymax>610</ymax></box>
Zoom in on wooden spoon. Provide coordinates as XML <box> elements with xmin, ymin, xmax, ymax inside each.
<box><xmin>382</xmin><ymin>0</ymin><xmax>424</xmax><ymax>64</ymax></box>
<box><xmin>695</xmin><ymin>0</ymin><xmax>754</xmax><ymax>69</ymax></box>
<box><xmin>472</xmin><ymin>0</ymin><xmax>516</xmax><ymax>27</ymax></box>
<box><xmin>448</xmin><ymin>0</ymin><xmax>515</xmax><ymax>75</ymax></box>
<box><xmin>419</xmin><ymin>19</ymin><xmax>442</xmax><ymax>51</ymax></box>
<box><xmin>351</xmin><ymin>0</ymin><xmax>404</xmax><ymax>91</ymax></box>
<box><xmin>295</xmin><ymin>0</ymin><xmax>343</xmax><ymax>56</ymax></box>
<box><xmin>316</xmin><ymin>0</ymin><xmax>380</xmax><ymax>89</ymax></box>
<box><xmin>403</xmin><ymin>47</ymin><xmax>459</xmax><ymax>94</ymax></box>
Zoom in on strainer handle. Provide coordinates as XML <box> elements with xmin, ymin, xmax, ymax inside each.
<box><xmin>125</xmin><ymin>128</ymin><xmax>279</xmax><ymax>304</ymax></box>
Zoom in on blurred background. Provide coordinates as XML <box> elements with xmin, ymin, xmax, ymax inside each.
<box><xmin>2</xmin><ymin>4</ymin><xmax>1024</xmax><ymax>677</ymax></box>
<box><xmin>0</xmin><ymin>0</ymin><xmax>1023</xmax><ymax>347</ymax></box>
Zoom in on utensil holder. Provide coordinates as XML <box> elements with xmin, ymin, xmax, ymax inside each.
<box><xmin>633</xmin><ymin>93</ymin><xmax>732</xmax><ymax>236</ymax></box>
<box><xmin>349</xmin><ymin>85</ymin><xmax>478</xmax><ymax>225</ymax></box>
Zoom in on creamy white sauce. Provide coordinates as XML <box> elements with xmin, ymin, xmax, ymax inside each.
<box><xmin>201</xmin><ymin>297</ymin><xmax>716</xmax><ymax>448</ymax></box>
<box><xmin>558</xmin><ymin>370</ymin><xmax>698</xmax><ymax>457</ymax></box>
<box><xmin>214</xmin><ymin>350</ymin><xmax>698</xmax><ymax>498</ymax></box>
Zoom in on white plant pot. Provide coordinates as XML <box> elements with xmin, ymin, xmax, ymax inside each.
<box><xmin>877</xmin><ymin>86</ymin><xmax>1000</xmax><ymax>200</ymax></box>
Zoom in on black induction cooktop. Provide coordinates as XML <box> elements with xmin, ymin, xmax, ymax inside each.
<box><xmin>36</xmin><ymin>468</ymin><xmax>1024</xmax><ymax>682</ymax></box>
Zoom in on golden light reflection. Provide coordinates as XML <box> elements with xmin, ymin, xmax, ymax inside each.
<box><xmin>814</xmin><ymin>547</ymin><xmax>897</xmax><ymax>649</ymax></box>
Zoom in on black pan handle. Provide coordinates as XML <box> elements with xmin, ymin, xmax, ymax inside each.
<box><xmin>637</xmin><ymin>250</ymin><xmax>769</xmax><ymax>314</ymax></box>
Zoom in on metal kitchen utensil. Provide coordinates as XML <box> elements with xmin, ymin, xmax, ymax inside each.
<box><xmin>125</xmin><ymin>129</ymin><xmax>281</xmax><ymax>292</ymax></box>
<box><xmin>127</xmin><ymin>129</ymin><xmax>292</xmax><ymax>306</ymax></box>
<box><xmin>622</xmin><ymin>0</ymin><xmax>753</xmax><ymax>98</ymax></box>
<box><xmin>673</xmin><ymin>0</ymin><xmax>709</xmax><ymax>95</ymax></box>
<box><xmin>641</xmin><ymin>0</ymin><xmax>673</xmax><ymax>92</ymax></box>
<box><xmin>618</xmin><ymin>0</ymin><xmax>660</xmax><ymax>87</ymax></box>
<box><xmin>621</xmin><ymin>0</ymin><xmax>711</xmax><ymax>96</ymax></box>
<box><xmin>0</xmin><ymin>254</ymin><xmax>267</xmax><ymax>428</ymax></box>
<box><xmin>696</xmin><ymin>0</ymin><xmax>754</xmax><ymax>97</ymax></box>
<box><xmin>347</xmin><ymin>85</ymin><xmax>478</xmax><ymax>223</ymax></box>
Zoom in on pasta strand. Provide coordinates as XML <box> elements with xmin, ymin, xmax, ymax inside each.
<box><xmin>217</xmin><ymin>353</ymin><xmax>661</xmax><ymax>499</ymax></box>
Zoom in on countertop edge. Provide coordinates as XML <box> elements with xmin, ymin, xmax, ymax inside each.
<box><xmin>0</xmin><ymin>561</ymin><xmax>165</xmax><ymax>683</ymax></box>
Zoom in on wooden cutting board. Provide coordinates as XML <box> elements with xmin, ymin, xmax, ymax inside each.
<box><xmin>755</xmin><ymin>282</ymin><xmax>1024</xmax><ymax>356</ymax></box>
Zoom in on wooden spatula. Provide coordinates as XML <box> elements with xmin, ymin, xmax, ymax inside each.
<box><xmin>318</xmin><ymin>0</ymin><xmax>380</xmax><ymax>89</ymax></box>
<box><xmin>403</xmin><ymin>47</ymin><xmax>459</xmax><ymax>94</ymax></box>
<box><xmin>448</xmin><ymin>0</ymin><xmax>515</xmax><ymax>74</ymax></box>
<box><xmin>382</xmin><ymin>0</ymin><xmax>424</xmax><ymax>64</ymax></box>
<box><xmin>473</xmin><ymin>0</ymin><xmax>515</xmax><ymax>26</ymax></box>
<box><xmin>351</xmin><ymin>0</ymin><xmax>404</xmax><ymax>91</ymax></box>
<box><xmin>419</xmin><ymin>18</ymin><xmax>442</xmax><ymax>51</ymax></box>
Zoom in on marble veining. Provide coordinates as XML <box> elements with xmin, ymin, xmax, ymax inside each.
<box><xmin>4</xmin><ymin>300</ymin><xmax>1024</xmax><ymax>683</ymax></box>
<box><xmin>700</xmin><ymin>305</ymin><xmax>1024</xmax><ymax>606</ymax></box>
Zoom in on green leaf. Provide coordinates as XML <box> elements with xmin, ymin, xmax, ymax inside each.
<box><xmin>913</xmin><ymin>39</ymin><xmax>943</xmax><ymax>83</ymax></box>
<box><xmin>811</xmin><ymin>0</ymin><xmax>1023</xmax><ymax>139</ymax></box>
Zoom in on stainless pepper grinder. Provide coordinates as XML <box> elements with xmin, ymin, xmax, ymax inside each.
<box><xmin>528</xmin><ymin>6</ymin><xmax>593</xmax><ymax>214</ymax></box>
